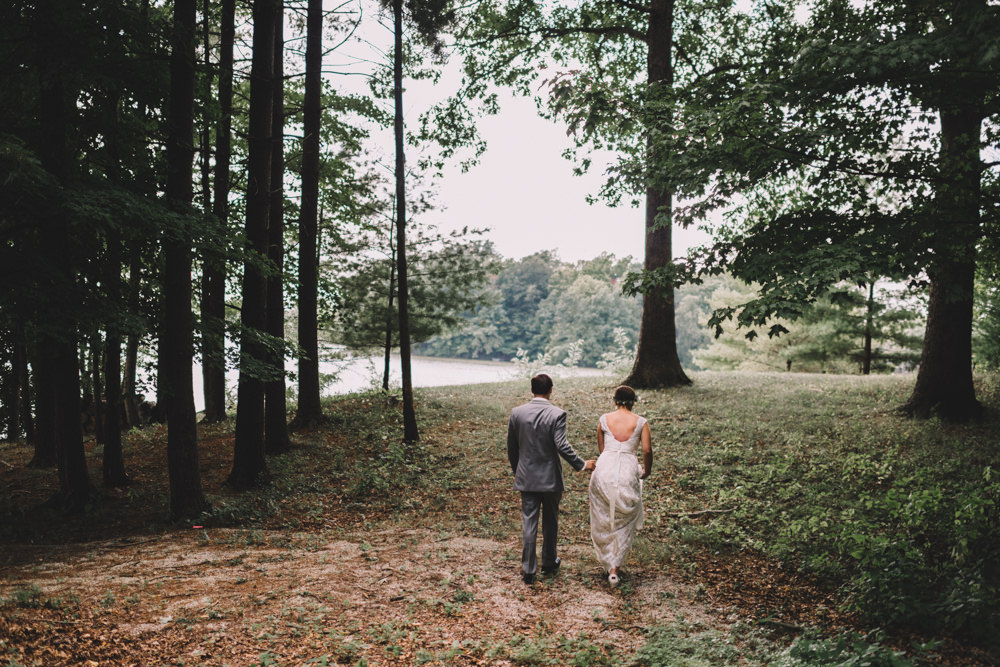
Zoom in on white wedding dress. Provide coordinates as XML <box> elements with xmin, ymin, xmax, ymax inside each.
<box><xmin>589</xmin><ymin>414</ymin><xmax>646</xmax><ymax>572</ymax></box>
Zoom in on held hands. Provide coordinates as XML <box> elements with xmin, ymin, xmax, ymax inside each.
<box><xmin>583</xmin><ymin>459</ymin><xmax>597</xmax><ymax>472</ymax></box>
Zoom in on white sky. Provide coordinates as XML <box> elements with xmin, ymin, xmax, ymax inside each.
<box><xmin>331</xmin><ymin>4</ymin><xmax>712</xmax><ymax>265</ymax></box>
<box><xmin>422</xmin><ymin>91</ymin><xmax>712</xmax><ymax>263</ymax></box>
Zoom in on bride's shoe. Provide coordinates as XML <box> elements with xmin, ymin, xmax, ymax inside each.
<box><xmin>608</xmin><ymin>572</ymin><xmax>619</xmax><ymax>587</ymax></box>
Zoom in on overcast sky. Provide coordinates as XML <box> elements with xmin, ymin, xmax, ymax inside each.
<box><xmin>421</xmin><ymin>91</ymin><xmax>712</xmax><ymax>263</ymax></box>
<box><xmin>339</xmin><ymin>6</ymin><xmax>712</xmax><ymax>265</ymax></box>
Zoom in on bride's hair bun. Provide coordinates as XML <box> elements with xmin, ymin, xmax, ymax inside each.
<box><xmin>613</xmin><ymin>385</ymin><xmax>636</xmax><ymax>409</ymax></box>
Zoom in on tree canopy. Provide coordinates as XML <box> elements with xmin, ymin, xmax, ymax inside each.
<box><xmin>640</xmin><ymin>0</ymin><xmax>999</xmax><ymax>419</ymax></box>
<box><xmin>1</xmin><ymin>0</ymin><xmax>999</xmax><ymax>525</ymax></box>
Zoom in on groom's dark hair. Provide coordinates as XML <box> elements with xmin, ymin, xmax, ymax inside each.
<box><xmin>531</xmin><ymin>373</ymin><xmax>553</xmax><ymax>396</ymax></box>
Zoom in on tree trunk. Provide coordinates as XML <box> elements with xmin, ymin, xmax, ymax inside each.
<box><xmin>291</xmin><ymin>0</ymin><xmax>324</xmax><ymax>429</ymax></box>
<box><xmin>393</xmin><ymin>0</ymin><xmax>419</xmax><ymax>443</ymax></box>
<box><xmin>100</xmin><ymin>88</ymin><xmax>129</xmax><ymax>486</ymax></box>
<box><xmin>900</xmin><ymin>6</ymin><xmax>984</xmax><ymax>422</ymax></box>
<box><xmin>202</xmin><ymin>0</ymin><xmax>235</xmax><ymax>423</ymax></box>
<box><xmin>53</xmin><ymin>342</ymin><xmax>89</xmax><ymax>511</ymax></box>
<box><xmin>123</xmin><ymin>244</ymin><xmax>142</xmax><ymax>427</ymax></box>
<box><xmin>102</xmin><ymin>232</ymin><xmax>128</xmax><ymax>486</ymax></box>
<box><xmin>901</xmin><ymin>111</ymin><xmax>981</xmax><ymax>420</ymax></box>
<box><xmin>622</xmin><ymin>0</ymin><xmax>690</xmax><ymax>390</ymax></box>
<box><xmin>91</xmin><ymin>332</ymin><xmax>104</xmax><ymax>444</ymax></box>
<box><xmin>28</xmin><ymin>345</ymin><xmax>57</xmax><ymax>468</ymax></box>
<box><xmin>35</xmin><ymin>0</ymin><xmax>90</xmax><ymax>510</ymax></box>
<box><xmin>264</xmin><ymin>0</ymin><xmax>290</xmax><ymax>454</ymax></box>
<box><xmin>155</xmin><ymin>322</ymin><xmax>168</xmax><ymax>415</ymax></box>
<box><xmin>4</xmin><ymin>322</ymin><xmax>28</xmax><ymax>442</ymax></box>
<box><xmin>164</xmin><ymin>0</ymin><xmax>210</xmax><ymax>519</ymax></box>
<box><xmin>2</xmin><ymin>340</ymin><xmax>16</xmax><ymax>441</ymax></box>
<box><xmin>123</xmin><ymin>339</ymin><xmax>141</xmax><ymax>425</ymax></box>
<box><xmin>103</xmin><ymin>329</ymin><xmax>128</xmax><ymax>486</ymax></box>
<box><xmin>862</xmin><ymin>281</ymin><xmax>874</xmax><ymax>375</ymax></box>
<box><xmin>199</xmin><ymin>0</ymin><xmax>213</xmax><ymax>230</ymax></box>
<box><xmin>15</xmin><ymin>322</ymin><xmax>34</xmax><ymax>443</ymax></box>
<box><xmin>79</xmin><ymin>342</ymin><xmax>91</xmax><ymax>403</ymax></box>
<box><xmin>383</xmin><ymin>222</ymin><xmax>396</xmax><ymax>392</ymax></box>
<box><xmin>230</xmin><ymin>0</ymin><xmax>276</xmax><ymax>488</ymax></box>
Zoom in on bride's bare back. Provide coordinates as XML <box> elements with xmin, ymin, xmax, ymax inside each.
<box><xmin>604</xmin><ymin>409</ymin><xmax>640</xmax><ymax>442</ymax></box>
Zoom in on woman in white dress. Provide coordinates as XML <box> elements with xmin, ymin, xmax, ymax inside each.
<box><xmin>588</xmin><ymin>385</ymin><xmax>652</xmax><ymax>586</ymax></box>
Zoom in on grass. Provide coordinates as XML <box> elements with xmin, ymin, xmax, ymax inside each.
<box><xmin>357</xmin><ymin>372</ymin><xmax>996</xmax><ymax>661</ymax></box>
<box><xmin>1</xmin><ymin>371</ymin><xmax>998</xmax><ymax>665</ymax></box>
<box><xmin>668</xmin><ymin>374</ymin><xmax>1000</xmax><ymax>638</ymax></box>
<box><xmin>409</xmin><ymin>372</ymin><xmax>1000</xmax><ymax>661</ymax></box>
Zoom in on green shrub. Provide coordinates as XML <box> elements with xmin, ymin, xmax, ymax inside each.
<box><xmin>778</xmin><ymin>631</ymin><xmax>913</xmax><ymax>666</ymax></box>
<box><xmin>665</xmin><ymin>412</ymin><xmax>999</xmax><ymax>647</ymax></box>
<box><xmin>633</xmin><ymin>623</ymin><xmax>742</xmax><ymax>666</ymax></box>
<box><xmin>2</xmin><ymin>584</ymin><xmax>43</xmax><ymax>608</ymax></box>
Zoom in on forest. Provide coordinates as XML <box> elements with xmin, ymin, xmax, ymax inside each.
<box><xmin>412</xmin><ymin>249</ymin><xmax>945</xmax><ymax>375</ymax></box>
<box><xmin>1</xmin><ymin>0</ymin><xmax>999</xmax><ymax>665</ymax></box>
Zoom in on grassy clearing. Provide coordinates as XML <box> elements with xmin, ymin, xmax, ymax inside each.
<box><xmin>1</xmin><ymin>371</ymin><xmax>998</xmax><ymax>665</ymax></box>
<box><xmin>409</xmin><ymin>372</ymin><xmax>1000</xmax><ymax>662</ymax></box>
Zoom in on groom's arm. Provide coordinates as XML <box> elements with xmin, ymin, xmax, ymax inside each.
<box><xmin>552</xmin><ymin>412</ymin><xmax>587</xmax><ymax>472</ymax></box>
<box><xmin>506</xmin><ymin>416</ymin><xmax>519</xmax><ymax>475</ymax></box>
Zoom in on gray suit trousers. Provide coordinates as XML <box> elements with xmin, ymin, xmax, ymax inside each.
<box><xmin>521</xmin><ymin>490</ymin><xmax>561</xmax><ymax>575</ymax></box>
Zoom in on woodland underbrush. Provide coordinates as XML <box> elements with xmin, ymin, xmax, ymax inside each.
<box><xmin>660</xmin><ymin>371</ymin><xmax>1000</xmax><ymax>648</ymax></box>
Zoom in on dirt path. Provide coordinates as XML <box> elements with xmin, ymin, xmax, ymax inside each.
<box><xmin>1</xmin><ymin>527</ymin><xmax>724</xmax><ymax>666</ymax></box>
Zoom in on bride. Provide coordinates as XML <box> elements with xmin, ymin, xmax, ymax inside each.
<box><xmin>588</xmin><ymin>385</ymin><xmax>652</xmax><ymax>586</ymax></box>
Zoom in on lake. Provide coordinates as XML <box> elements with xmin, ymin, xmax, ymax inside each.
<box><xmin>191</xmin><ymin>354</ymin><xmax>609</xmax><ymax>412</ymax></box>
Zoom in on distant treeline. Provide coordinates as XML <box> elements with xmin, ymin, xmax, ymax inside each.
<box><xmin>406</xmin><ymin>250</ymin><xmax>943</xmax><ymax>374</ymax></box>
<box><xmin>414</xmin><ymin>251</ymin><xmax>642</xmax><ymax>368</ymax></box>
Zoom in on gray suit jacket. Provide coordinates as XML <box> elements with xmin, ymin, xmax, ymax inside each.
<box><xmin>507</xmin><ymin>397</ymin><xmax>586</xmax><ymax>492</ymax></box>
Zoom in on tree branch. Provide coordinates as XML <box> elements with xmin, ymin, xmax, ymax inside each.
<box><xmin>539</xmin><ymin>24</ymin><xmax>647</xmax><ymax>43</ymax></box>
<box><xmin>744</xmin><ymin>130</ymin><xmax>947</xmax><ymax>186</ymax></box>
<box><xmin>470</xmin><ymin>23</ymin><xmax>646</xmax><ymax>47</ymax></box>
<box><xmin>693</xmin><ymin>62</ymin><xmax>743</xmax><ymax>85</ymax></box>
<box><xmin>672</xmin><ymin>39</ymin><xmax>699</xmax><ymax>77</ymax></box>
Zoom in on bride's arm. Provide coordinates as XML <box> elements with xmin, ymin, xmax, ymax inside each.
<box><xmin>640</xmin><ymin>423</ymin><xmax>652</xmax><ymax>479</ymax></box>
<box><xmin>596</xmin><ymin>423</ymin><xmax>605</xmax><ymax>455</ymax></box>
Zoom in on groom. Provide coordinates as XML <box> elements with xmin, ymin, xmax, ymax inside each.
<box><xmin>507</xmin><ymin>373</ymin><xmax>595</xmax><ymax>584</ymax></box>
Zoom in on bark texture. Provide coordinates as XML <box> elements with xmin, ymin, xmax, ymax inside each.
<box><xmin>901</xmin><ymin>104</ymin><xmax>982</xmax><ymax>421</ymax></box>
<box><xmin>393</xmin><ymin>0</ymin><xmax>419</xmax><ymax>443</ymax></box>
<box><xmin>164</xmin><ymin>0</ymin><xmax>209</xmax><ymax>518</ymax></box>
<box><xmin>264</xmin><ymin>1</ymin><xmax>290</xmax><ymax>454</ymax></box>
<box><xmin>28</xmin><ymin>347</ymin><xmax>57</xmax><ymax>468</ymax></box>
<box><xmin>202</xmin><ymin>0</ymin><xmax>236</xmax><ymax>423</ymax></box>
<box><xmin>35</xmin><ymin>0</ymin><xmax>90</xmax><ymax>509</ymax></box>
<box><xmin>230</xmin><ymin>0</ymin><xmax>277</xmax><ymax>488</ymax></box>
<box><xmin>622</xmin><ymin>0</ymin><xmax>690</xmax><ymax>390</ymax></box>
<box><xmin>292</xmin><ymin>0</ymin><xmax>325</xmax><ymax>429</ymax></box>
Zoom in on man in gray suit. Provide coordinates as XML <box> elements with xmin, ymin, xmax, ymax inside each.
<box><xmin>507</xmin><ymin>373</ymin><xmax>595</xmax><ymax>584</ymax></box>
